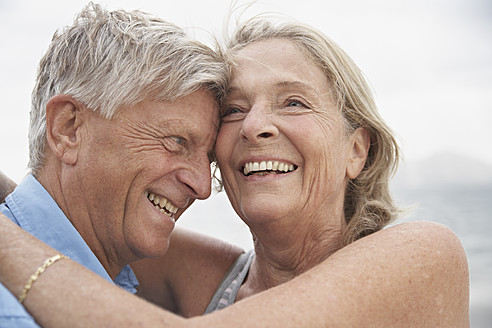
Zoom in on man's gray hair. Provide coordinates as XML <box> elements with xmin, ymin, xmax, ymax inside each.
<box><xmin>29</xmin><ymin>2</ymin><xmax>228</xmax><ymax>173</ymax></box>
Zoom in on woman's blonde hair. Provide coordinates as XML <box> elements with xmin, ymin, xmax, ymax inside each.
<box><xmin>223</xmin><ymin>16</ymin><xmax>401</xmax><ymax>245</ymax></box>
<box><xmin>29</xmin><ymin>2</ymin><xmax>227</xmax><ymax>174</ymax></box>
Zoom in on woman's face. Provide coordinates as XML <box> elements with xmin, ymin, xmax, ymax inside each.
<box><xmin>216</xmin><ymin>39</ymin><xmax>366</xmax><ymax>227</ymax></box>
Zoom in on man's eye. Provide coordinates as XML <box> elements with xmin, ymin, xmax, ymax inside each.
<box><xmin>170</xmin><ymin>136</ymin><xmax>185</xmax><ymax>145</ymax></box>
<box><xmin>162</xmin><ymin>136</ymin><xmax>185</xmax><ymax>153</ymax></box>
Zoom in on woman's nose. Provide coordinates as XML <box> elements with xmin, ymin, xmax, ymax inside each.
<box><xmin>239</xmin><ymin>106</ymin><xmax>279</xmax><ymax>143</ymax></box>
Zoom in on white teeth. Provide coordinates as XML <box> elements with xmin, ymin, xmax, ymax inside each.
<box><xmin>165</xmin><ymin>201</ymin><xmax>176</xmax><ymax>214</ymax></box>
<box><xmin>159</xmin><ymin>197</ymin><xmax>167</xmax><ymax>208</ymax></box>
<box><xmin>242</xmin><ymin>161</ymin><xmax>296</xmax><ymax>176</ymax></box>
<box><xmin>147</xmin><ymin>192</ymin><xmax>178</xmax><ymax>215</ymax></box>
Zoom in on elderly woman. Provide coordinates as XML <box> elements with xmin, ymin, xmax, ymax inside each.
<box><xmin>0</xmin><ymin>16</ymin><xmax>469</xmax><ymax>327</ymax></box>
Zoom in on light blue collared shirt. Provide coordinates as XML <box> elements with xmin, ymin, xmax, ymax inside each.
<box><xmin>0</xmin><ymin>174</ymin><xmax>138</xmax><ymax>327</ymax></box>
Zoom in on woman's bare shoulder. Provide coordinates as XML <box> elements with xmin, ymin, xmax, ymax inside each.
<box><xmin>318</xmin><ymin>220</ymin><xmax>470</xmax><ymax>326</ymax></box>
<box><xmin>373</xmin><ymin>220</ymin><xmax>467</xmax><ymax>255</ymax></box>
<box><xmin>191</xmin><ymin>220</ymin><xmax>469</xmax><ymax>327</ymax></box>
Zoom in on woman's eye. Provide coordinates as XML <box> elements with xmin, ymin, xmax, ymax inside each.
<box><xmin>222</xmin><ymin>106</ymin><xmax>242</xmax><ymax>117</ymax></box>
<box><xmin>221</xmin><ymin>106</ymin><xmax>246</xmax><ymax>122</ymax></box>
<box><xmin>286</xmin><ymin>99</ymin><xmax>307</xmax><ymax>107</ymax></box>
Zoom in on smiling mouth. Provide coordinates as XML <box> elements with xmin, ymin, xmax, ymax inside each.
<box><xmin>242</xmin><ymin>160</ymin><xmax>297</xmax><ymax>176</ymax></box>
<box><xmin>145</xmin><ymin>191</ymin><xmax>178</xmax><ymax>220</ymax></box>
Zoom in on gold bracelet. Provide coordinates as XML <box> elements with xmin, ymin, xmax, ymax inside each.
<box><xmin>18</xmin><ymin>254</ymin><xmax>69</xmax><ymax>304</ymax></box>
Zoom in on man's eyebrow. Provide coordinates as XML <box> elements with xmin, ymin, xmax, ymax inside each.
<box><xmin>225</xmin><ymin>86</ymin><xmax>241</xmax><ymax>95</ymax></box>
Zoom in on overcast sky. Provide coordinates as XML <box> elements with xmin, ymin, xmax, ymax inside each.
<box><xmin>1</xmin><ymin>0</ymin><xmax>491</xmax><ymax>183</ymax></box>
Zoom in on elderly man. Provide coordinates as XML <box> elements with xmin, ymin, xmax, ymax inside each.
<box><xmin>0</xmin><ymin>3</ymin><xmax>228</xmax><ymax>326</ymax></box>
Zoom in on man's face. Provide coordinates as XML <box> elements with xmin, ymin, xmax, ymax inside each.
<box><xmin>72</xmin><ymin>89</ymin><xmax>218</xmax><ymax>269</ymax></box>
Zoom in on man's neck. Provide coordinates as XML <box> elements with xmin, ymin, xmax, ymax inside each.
<box><xmin>36</xmin><ymin>167</ymin><xmax>124</xmax><ymax>280</ymax></box>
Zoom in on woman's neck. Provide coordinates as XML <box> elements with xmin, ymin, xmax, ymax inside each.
<box><xmin>236</xmin><ymin>215</ymin><xmax>345</xmax><ymax>301</ymax></box>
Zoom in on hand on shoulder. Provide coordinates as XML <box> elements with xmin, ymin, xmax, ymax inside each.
<box><xmin>132</xmin><ymin>227</ymin><xmax>244</xmax><ymax>316</ymax></box>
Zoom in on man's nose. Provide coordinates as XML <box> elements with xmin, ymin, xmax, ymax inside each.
<box><xmin>176</xmin><ymin>154</ymin><xmax>212</xmax><ymax>200</ymax></box>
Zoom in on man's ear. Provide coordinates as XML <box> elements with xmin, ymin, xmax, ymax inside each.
<box><xmin>346</xmin><ymin>127</ymin><xmax>371</xmax><ymax>179</ymax></box>
<box><xmin>45</xmin><ymin>95</ymin><xmax>86</xmax><ymax>165</ymax></box>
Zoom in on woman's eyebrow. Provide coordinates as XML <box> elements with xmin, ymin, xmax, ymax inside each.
<box><xmin>226</xmin><ymin>80</ymin><xmax>319</xmax><ymax>95</ymax></box>
<box><xmin>275</xmin><ymin>80</ymin><xmax>319</xmax><ymax>94</ymax></box>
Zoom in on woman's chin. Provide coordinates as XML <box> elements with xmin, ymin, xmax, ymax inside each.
<box><xmin>239</xmin><ymin>205</ymin><xmax>290</xmax><ymax>225</ymax></box>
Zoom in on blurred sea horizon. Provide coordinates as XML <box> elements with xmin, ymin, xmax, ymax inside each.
<box><xmin>394</xmin><ymin>185</ymin><xmax>492</xmax><ymax>327</ymax></box>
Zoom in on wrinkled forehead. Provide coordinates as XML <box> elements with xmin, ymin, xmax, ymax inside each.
<box><xmin>234</xmin><ymin>39</ymin><xmax>328</xmax><ymax>80</ymax></box>
<box><xmin>227</xmin><ymin>39</ymin><xmax>333</xmax><ymax>98</ymax></box>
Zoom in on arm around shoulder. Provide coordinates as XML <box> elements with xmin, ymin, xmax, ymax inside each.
<box><xmin>0</xmin><ymin>214</ymin><xmax>469</xmax><ymax>327</ymax></box>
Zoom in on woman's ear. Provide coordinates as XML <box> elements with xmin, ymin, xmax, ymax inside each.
<box><xmin>346</xmin><ymin>127</ymin><xmax>370</xmax><ymax>179</ymax></box>
<box><xmin>45</xmin><ymin>95</ymin><xmax>86</xmax><ymax>166</ymax></box>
